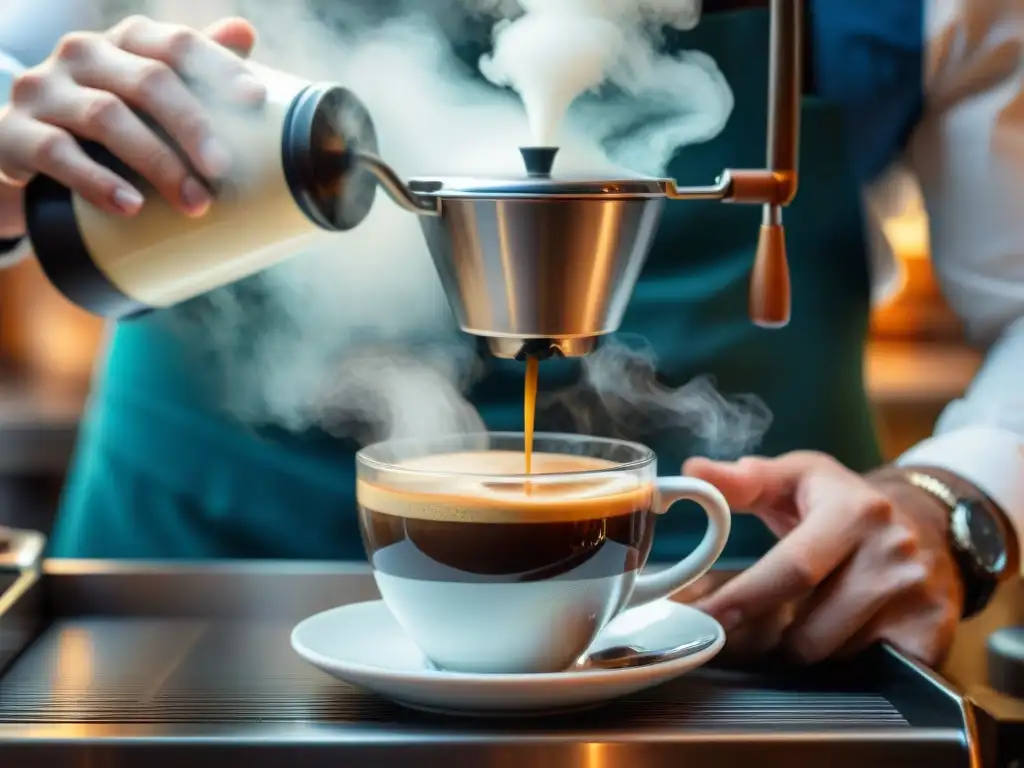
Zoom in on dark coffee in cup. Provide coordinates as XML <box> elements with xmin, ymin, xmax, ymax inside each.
<box><xmin>358</xmin><ymin>450</ymin><xmax>656</xmax><ymax>584</ymax></box>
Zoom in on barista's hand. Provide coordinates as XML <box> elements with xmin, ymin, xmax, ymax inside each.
<box><xmin>684</xmin><ymin>452</ymin><xmax>964</xmax><ymax>667</ymax></box>
<box><xmin>0</xmin><ymin>16</ymin><xmax>266</xmax><ymax>221</ymax></box>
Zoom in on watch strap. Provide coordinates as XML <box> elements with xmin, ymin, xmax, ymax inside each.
<box><xmin>902</xmin><ymin>471</ymin><xmax>958</xmax><ymax>510</ymax></box>
<box><xmin>900</xmin><ymin>470</ymin><xmax>1000</xmax><ymax>619</ymax></box>
<box><xmin>961</xmin><ymin>563</ymin><xmax>999</xmax><ymax>620</ymax></box>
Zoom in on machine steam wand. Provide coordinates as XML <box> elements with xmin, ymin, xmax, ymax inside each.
<box><xmin>665</xmin><ymin>0</ymin><xmax>801</xmax><ymax>328</ymax></box>
<box><xmin>755</xmin><ymin>0</ymin><xmax>801</xmax><ymax>327</ymax></box>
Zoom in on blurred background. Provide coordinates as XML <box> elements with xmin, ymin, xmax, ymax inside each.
<box><xmin>0</xmin><ymin>174</ymin><xmax>981</xmax><ymax>537</ymax></box>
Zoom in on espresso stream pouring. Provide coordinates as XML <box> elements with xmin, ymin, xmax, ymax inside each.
<box><xmin>23</xmin><ymin>0</ymin><xmax>802</xmax><ymax>360</ymax></box>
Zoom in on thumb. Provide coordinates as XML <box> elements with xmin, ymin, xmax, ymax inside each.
<box><xmin>685</xmin><ymin>453</ymin><xmax>826</xmax><ymax>514</ymax></box>
<box><xmin>203</xmin><ymin>17</ymin><xmax>258</xmax><ymax>58</ymax></box>
<box><xmin>684</xmin><ymin>456</ymin><xmax>779</xmax><ymax>512</ymax></box>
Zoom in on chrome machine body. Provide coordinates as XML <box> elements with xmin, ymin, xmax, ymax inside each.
<box><xmin>0</xmin><ymin>533</ymin><xmax>993</xmax><ymax>768</ymax></box>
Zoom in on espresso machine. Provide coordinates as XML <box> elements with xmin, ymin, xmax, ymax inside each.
<box><xmin>24</xmin><ymin>0</ymin><xmax>802</xmax><ymax>362</ymax></box>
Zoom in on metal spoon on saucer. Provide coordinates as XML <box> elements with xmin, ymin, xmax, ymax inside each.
<box><xmin>576</xmin><ymin>634</ymin><xmax>718</xmax><ymax>671</ymax></box>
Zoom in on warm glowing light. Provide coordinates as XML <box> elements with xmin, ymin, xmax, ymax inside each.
<box><xmin>882</xmin><ymin>210</ymin><xmax>929</xmax><ymax>263</ymax></box>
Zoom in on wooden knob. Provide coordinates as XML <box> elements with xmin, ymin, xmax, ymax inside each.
<box><xmin>749</xmin><ymin>223</ymin><xmax>791</xmax><ymax>328</ymax></box>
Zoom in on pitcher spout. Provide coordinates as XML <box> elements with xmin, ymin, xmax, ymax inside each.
<box><xmin>356</xmin><ymin>153</ymin><xmax>441</xmax><ymax>216</ymax></box>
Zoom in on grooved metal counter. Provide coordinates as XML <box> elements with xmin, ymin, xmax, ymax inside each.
<box><xmin>0</xmin><ymin>560</ymin><xmax>977</xmax><ymax>767</ymax></box>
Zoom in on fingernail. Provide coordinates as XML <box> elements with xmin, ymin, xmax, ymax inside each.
<box><xmin>112</xmin><ymin>186</ymin><xmax>144</xmax><ymax>214</ymax></box>
<box><xmin>181</xmin><ymin>177</ymin><xmax>212</xmax><ymax>216</ymax></box>
<box><xmin>199</xmin><ymin>137</ymin><xmax>231</xmax><ymax>178</ymax></box>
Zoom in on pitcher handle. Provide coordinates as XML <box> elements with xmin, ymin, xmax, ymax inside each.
<box><xmin>626</xmin><ymin>476</ymin><xmax>731</xmax><ymax>609</ymax></box>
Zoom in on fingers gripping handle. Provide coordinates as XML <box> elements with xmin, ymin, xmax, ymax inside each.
<box><xmin>626</xmin><ymin>477</ymin><xmax>732</xmax><ymax>609</ymax></box>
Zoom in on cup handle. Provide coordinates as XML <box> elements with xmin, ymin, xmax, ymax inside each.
<box><xmin>625</xmin><ymin>476</ymin><xmax>732</xmax><ymax>609</ymax></box>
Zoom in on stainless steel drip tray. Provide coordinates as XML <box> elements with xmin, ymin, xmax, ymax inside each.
<box><xmin>0</xmin><ymin>561</ymin><xmax>974</xmax><ymax>767</ymax></box>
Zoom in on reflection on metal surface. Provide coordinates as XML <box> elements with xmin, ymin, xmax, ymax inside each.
<box><xmin>1</xmin><ymin>617</ymin><xmax>910</xmax><ymax>727</ymax></box>
<box><xmin>0</xmin><ymin>528</ymin><xmax>45</xmax><ymax>571</ymax></box>
<box><xmin>0</xmin><ymin>562</ymin><xmax>975</xmax><ymax>767</ymax></box>
<box><xmin>54</xmin><ymin>627</ymin><xmax>94</xmax><ymax>697</ymax></box>
<box><xmin>584</xmin><ymin>741</ymin><xmax>613</xmax><ymax>768</ymax></box>
<box><xmin>579</xmin><ymin>634</ymin><xmax>718</xmax><ymax>671</ymax></box>
<box><xmin>419</xmin><ymin>196</ymin><xmax>665</xmax><ymax>359</ymax></box>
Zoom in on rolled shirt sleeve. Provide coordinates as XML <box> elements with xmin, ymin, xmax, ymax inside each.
<box><xmin>0</xmin><ymin>48</ymin><xmax>27</xmax><ymax>265</ymax></box>
<box><xmin>0</xmin><ymin>0</ymin><xmax>103</xmax><ymax>265</ymax></box>
<box><xmin>895</xmin><ymin>0</ymin><xmax>1024</xmax><ymax>549</ymax></box>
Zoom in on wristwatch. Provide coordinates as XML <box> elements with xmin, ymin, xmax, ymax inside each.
<box><xmin>901</xmin><ymin>470</ymin><xmax>1012</xmax><ymax>619</ymax></box>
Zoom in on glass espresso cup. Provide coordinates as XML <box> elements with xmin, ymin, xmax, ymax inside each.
<box><xmin>356</xmin><ymin>432</ymin><xmax>730</xmax><ymax>674</ymax></box>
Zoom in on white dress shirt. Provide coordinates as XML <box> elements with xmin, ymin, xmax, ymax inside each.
<box><xmin>0</xmin><ymin>0</ymin><xmax>1022</xmax><ymax>550</ymax></box>
<box><xmin>884</xmin><ymin>0</ymin><xmax>1024</xmax><ymax>551</ymax></box>
<box><xmin>0</xmin><ymin>0</ymin><xmax>101</xmax><ymax>264</ymax></box>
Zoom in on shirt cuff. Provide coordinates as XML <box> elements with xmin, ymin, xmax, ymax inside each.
<box><xmin>896</xmin><ymin>426</ymin><xmax>1024</xmax><ymax>553</ymax></box>
<box><xmin>0</xmin><ymin>237</ymin><xmax>31</xmax><ymax>268</ymax></box>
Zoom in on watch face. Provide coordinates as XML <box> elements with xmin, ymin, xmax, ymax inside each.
<box><xmin>952</xmin><ymin>500</ymin><xmax>1007</xmax><ymax>574</ymax></box>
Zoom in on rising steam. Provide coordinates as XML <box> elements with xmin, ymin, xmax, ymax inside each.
<box><xmin>479</xmin><ymin>0</ymin><xmax>732</xmax><ymax>174</ymax></box>
<box><xmin>145</xmin><ymin>0</ymin><xmax>759</xmax><ymax>449</ymax></box>
<box><xmin>544</xmin><ymin>335</ymin><xmax>773</xmax><ymax>458</ymax></box>
<box><xmin>479</xmin><ymin>8</ymin><xmax>624</xmax><ymax>145</ymax></box>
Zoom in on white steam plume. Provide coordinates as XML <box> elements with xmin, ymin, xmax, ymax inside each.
<box><xmin>544</xmin><ymin>335</ymin><xmax>774</xmax><ymax>458</ymax></box>
<box><xmin>141</xmin><ymin>0</ymin><xmax>753</xmax><ymax>449</ymax></box>
<box><xmin>479</xmin><ymin>0</ymin><xmax>733</xmax><ymax>175</ymax></box>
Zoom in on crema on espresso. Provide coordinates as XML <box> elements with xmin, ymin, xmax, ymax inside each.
<box><xmin>357</xmin><ymin>451</ymin><xmax>656</xmax><ymax>582</ymax></box>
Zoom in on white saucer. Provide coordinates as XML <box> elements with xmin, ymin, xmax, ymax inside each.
<box><xmin>291</xmin><ymin>599</ymin><xmax>725</xmax><ymax>716</ymax></box>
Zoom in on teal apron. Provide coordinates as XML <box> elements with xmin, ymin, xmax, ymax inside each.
<box><xmin>50</xmin><ymin>8</ymin><xmax>909</xmax><ymax>561</ymax></box>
